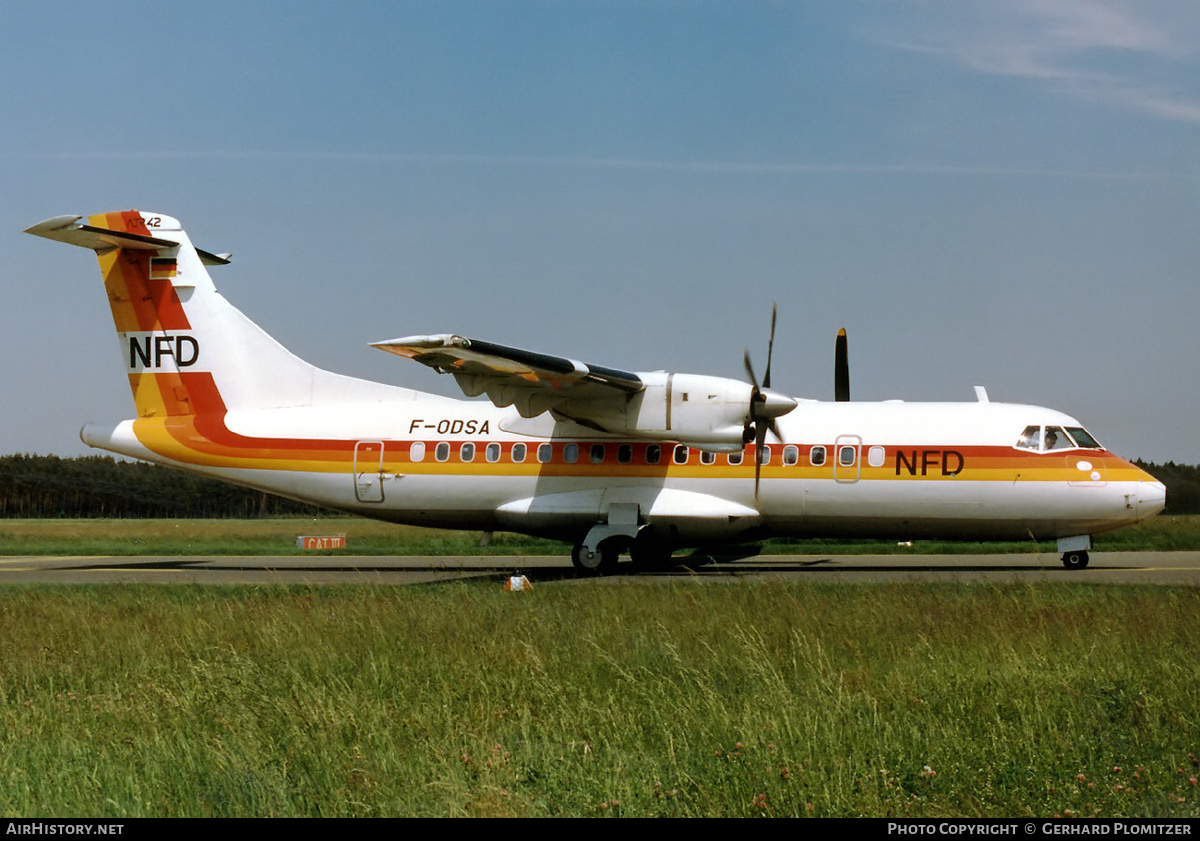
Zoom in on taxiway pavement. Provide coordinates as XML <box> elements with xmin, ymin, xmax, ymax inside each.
<box><xmin>1</xmin><ymin>552</ymin><xmax>1197</xmax><ymax>586</ymax></box>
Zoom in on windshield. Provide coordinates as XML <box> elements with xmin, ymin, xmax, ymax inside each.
<box><xmin>1065</xmin><ymin>426</ymin><xmax>1102</xmax><ymax>448</ymax></box>
<box><xmin>1015</xmin><ymin>425</ymin><xmax>1103</xmax><ymax>452</ymax></box>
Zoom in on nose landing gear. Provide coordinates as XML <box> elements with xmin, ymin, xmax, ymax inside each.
<box><xmin>1057</xmin><ymin>535</ymin><xmax>1091</xmax><ymax>570</ymax></box>
<box><xmin>1061</xmin><ymin>550</ymin><xmax>1089</xmax><ymax>570</ymax></box>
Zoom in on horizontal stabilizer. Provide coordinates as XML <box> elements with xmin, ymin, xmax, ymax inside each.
<box><xmin>25</xmin><ymin>215</ymin><xmax>231</xmax><ymax>265</ymax></box>
<box><xmin>25</xmin><ymin>215</ymin><xmax>173</xmax><ymax>251</ymax></box>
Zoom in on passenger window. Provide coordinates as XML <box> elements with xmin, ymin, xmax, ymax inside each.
<box><xmin>839</xmin><ymin>445</ymin><xmax>856</xmax><ymax>466</ymax></box>
<box><xmin>646</xmin><ymin>444</ymin><xmax>661</xmax><ymax>465</ymax></box>
<box><xmin>512</xmin><ymin>443</ymin><xmax>527</xmax><ymax>463</ymax></box>
<box><xmin>435</xmin><ymin>442</ymin><xmax>450</xmax><ymax>462</ymax></box>
<box><xmin>485</xmin><ymin>443</ymin><xmax>500</xmax><ymax>463</ymax></box>
<box><xmin>564</xmin><ymin>443</ymin><xmax>579</xmax><ymax>464</ymax></box>
<box><xmin>537</xmin><ymin>443</ymin><xmax>552</xmax><ymax>464</ymax></box>
<box><xmin>673</xmin><ymin>445</ymin><xmax>689</xmax><ymax>465</ymax></box>
<box><xmin>700</xmin><ymin>450</ymin><xmax>716</xmax><ymax>465</ymax></box>
<box><xmin>460</xmin><ymin>443</ymin><xmax>475</xmax><ymax>462</ymax></box>
<box><xmin>810</xmin><ymin>446</ymin><xmax>826</xmax><ymax>467</ymax></box>
<box><xmin>590</xmin><ymin>444</ymin><xmax>605</xmax><ymax>464</ymax></box>
<box><xmin>759</xmin><ymin>445</ymin><xmax>772</xmax><ymax>465</ymax></box>
<box><xmin>728</xmin><ymin>451</ymin><xmax>743</xmax><ymax>466</ymax></box>
<box><xmin>783</xmin><ymin>445</ymin><xmax>799</xmax><ymax>466</ymax></box>
<box><xmin>617</xmin><ymin>444</ymin><xmax>632</xmax><ymax>464</ymax></box>
<box><xmin>867</xmin><ymin>446</ymin><xmax>885</xmax><ymax>468</ymax></box>
<box><xmin>409</xmin><ymin>441</ymin><xmax>426</xmax><ymax>463</ymax></box>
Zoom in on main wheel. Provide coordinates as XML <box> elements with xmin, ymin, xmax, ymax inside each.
<box><xmin>629</xmin><ymin>533</ymin><xmax>675</xmax><ymax>571</ymax></box>
<box><xmin>571</xmin><ymin>541</ymin><xmax>621</xmax><ymax>575</ymax></box>
<box><xmin>1061</xmin><ymin>550</ymin><xmax>1089</xmax><ymax>570</ymax></box>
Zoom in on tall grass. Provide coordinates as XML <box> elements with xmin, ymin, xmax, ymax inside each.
<box><xmin>0</xmin><ymin>582</ymin><xmax>1196</xmax><ymax>817</ymax></box>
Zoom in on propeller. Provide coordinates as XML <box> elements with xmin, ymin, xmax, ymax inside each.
<box><xmin>743</xmin><ymin>303</ymin><xmax>797</xmax><ymax>498</ymax></box>
<box><xmin>835</xmin><ymin>327</ymin><xmax>850</xmax><ymax>402</ymax></box>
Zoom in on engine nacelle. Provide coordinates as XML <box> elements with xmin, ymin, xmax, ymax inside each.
<box><xmin>559</xmin><ymin>372</ymin><xmax>758</xmax><ymax>452</ymax></box>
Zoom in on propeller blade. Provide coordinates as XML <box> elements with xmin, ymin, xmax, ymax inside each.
<box><xmin>743</xmin><ymin>349</ymin><xmax>759</xmax><ymax>390</ymax></box>
<box><xmin>754</xmin><ymin>419</ymin><xmax>768</xmax><ymax>500</ymax></box>
<box><xmin>764</xmin><ymin>303</ymin><xmax>777</xmax><ymax>390</ymax></box>
<box><xmin>835</xmin><ymin>327</ymin><xmax>850</xmax><ymax>402</ymax></box>
<box><xmin>745</xmin><ymin>304</ymin><xmax>795</xmax><ymax>500</ymax></box>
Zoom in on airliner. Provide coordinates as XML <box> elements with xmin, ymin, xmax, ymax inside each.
<box><xmin>25</xmin><ymin>210</ymin><xmax>1166</xmax><ymax>573</ymax></box>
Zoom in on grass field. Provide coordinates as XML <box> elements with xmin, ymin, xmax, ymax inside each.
<box><xmin>1</xmin><ymin>513</ymin><xmax>1198</xmax><ymax>556</ymax></box>
<box><xmin>1</xmin><ymin>516</ymin><xmax>1196</xmax><ymax>817</ymax></box>
<box><xmin>0</xmin><ymin>582</ymin><xmax>1196</xmax><ymax>818</ymax></box>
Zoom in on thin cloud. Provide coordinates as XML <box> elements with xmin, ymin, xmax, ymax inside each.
<box><xmin>879</xmin><ymin>0</ymin><xmax>1200</xmax><ymax>124</ymax></box>
<box><xmin>18</xmin><ymin>148</ymin><xmax>1199</xmax><ymax>181</ymax></box>
<box><xmin>248</xmin><ymin>153</ymin><xmax>1181</xmax><ymax>178</ymax></box>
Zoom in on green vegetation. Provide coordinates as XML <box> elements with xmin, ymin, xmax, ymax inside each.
<box><xmin>0</xmin><ymin>517</ymin><xmax>566</xmax><ymax>556</ymax></box>
<box><xmin>1139</xmin><ymin>460</ymin><xmax>1200</xmax><ymax>514</ymax></box>
<box><xmin>0</xmin><ymin>454</ymin><xmax>321</xmax><ymax>519</ymax></box>
<box><xmin>2</xmin><ymin>514</ymin><xmax>1199</xmax><ymax>557</ymax></box>
<box><xmin>0</xmin><ymin>582</ymin><xmax>1196</xmax><ymax>817</ymax></box>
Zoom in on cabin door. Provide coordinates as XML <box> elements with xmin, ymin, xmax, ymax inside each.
<box><xmin>354</xmin><ymin>440</ymin><xmax>385</xmax><ymax>503</ymax></box>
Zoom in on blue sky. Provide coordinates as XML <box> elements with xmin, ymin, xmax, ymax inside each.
<box><xmin>4</xmin><ymin>1</ymin><xmax>1198</xmax><ymax>462</ymax></box>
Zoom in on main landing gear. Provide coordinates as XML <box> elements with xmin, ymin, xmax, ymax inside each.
<box><xmin>571</xmin><ymin>540</ymin><xmax>620</xmax><ymax>576</ymax></box>
<box><xmin>571</xmin><ymin>532</ymin><xmax>676</xmax><ymax>576</ymax></box>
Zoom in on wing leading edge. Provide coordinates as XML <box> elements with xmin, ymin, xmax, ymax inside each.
<box><xmin>372</xmin><ymin>334</ymin><xmax>644</xmax><ymax>421</ymax></box>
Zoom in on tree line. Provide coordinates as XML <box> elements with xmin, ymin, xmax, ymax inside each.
<box><xmin>1136</xmin><ymin>460</ymin><xmax>1200</xmax><ymax>514</ymax></box>
<box><xmin>0</xmin><ymin>453</ymin><xmax>1195</xmax><ymax>519</ymax></box>
<box><xmin>0</xmin><ymin>454</ymin><xmax>322</xmax><ymax>519</ymax></box>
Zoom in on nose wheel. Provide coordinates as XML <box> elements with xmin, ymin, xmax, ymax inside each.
<box><xmin>1061</xmin><ymin>550</ymin><xmax>1089</xmax><ymax>570</ymax></box>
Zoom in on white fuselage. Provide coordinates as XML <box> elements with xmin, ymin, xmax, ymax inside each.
<box><xmin>83</xmin><ymin>392</ymin><xmax>1166</xmax><ymax>548</ymax></box>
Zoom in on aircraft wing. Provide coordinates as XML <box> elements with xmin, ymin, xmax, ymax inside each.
<box><xmin>371</xmin><ymin>334</ymin><xmax>644</xmax><ymax>422</ymax></box>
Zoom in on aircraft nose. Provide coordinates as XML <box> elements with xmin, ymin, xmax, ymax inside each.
<box><xmin>1137</xmin><ymin>480</ymin><xmax>1167</xmax><ymax>519</ymax></box>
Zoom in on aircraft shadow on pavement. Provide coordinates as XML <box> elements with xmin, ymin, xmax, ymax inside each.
<box><xmin>55</xmin><ymin>551</ymin><xmax>1114</xmax><ymax>583</ymax></box>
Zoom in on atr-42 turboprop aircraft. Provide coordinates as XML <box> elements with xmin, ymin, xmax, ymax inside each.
<box><xmin>26</xmin><ymin>210</ymin><xmax>1166</xmax><ymax>573</ymax></box>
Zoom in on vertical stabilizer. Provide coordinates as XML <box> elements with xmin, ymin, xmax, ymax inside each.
<box><xmin>25</xmin><ymin>210</ymin><xmax>390</xmax><ymax>419</ymax></box>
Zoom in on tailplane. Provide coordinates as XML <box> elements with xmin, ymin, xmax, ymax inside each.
<box><xmin>25</xmin><ymin>210</ymin><xmax>403</xmax><ymax>420</ymax></box>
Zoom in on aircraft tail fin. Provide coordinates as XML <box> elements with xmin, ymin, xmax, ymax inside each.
<box><xmin>25</xmin><ymin>210</ymin><xmax>397</xmax><ymax>419</ymax></box>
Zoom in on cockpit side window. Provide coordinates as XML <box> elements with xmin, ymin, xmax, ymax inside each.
<box><xmin>1016</xmin><ymin>425</ymin><xmax>1041</xmax><ymax>451</ymax></box>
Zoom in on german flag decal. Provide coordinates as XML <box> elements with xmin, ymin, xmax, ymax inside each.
<box><xmin>150</xmin><ymin>257</ymin><xmax>178</xmax><ymax>279</ymax></box>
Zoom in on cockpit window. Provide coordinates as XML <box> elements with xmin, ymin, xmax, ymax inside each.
<box><xmin>1016</xmin><ymin>424</ymin><xmax>1103</xmax><ymax>452</ymax></box>
<box><xmin>1065</xmin><ymin>427</ymin><xmax>1102</xmax><ymax>449</ymax></box>
<box><xmin>1043</xmin><ymin>426</ymin><xmax>1072</xmax><ymax>451</ymax></box>
<box><xmin>1016</xmin><ymin>426</ymin><xmax>1041</xmax><ymax>451</ymax></box>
